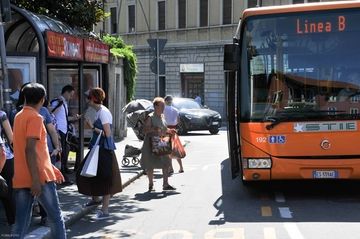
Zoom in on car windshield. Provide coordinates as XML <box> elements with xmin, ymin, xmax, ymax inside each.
<box><xmin>173</xmin><ymin>99</ymin><xmax>204</xmax><ymax>109</ymax></box>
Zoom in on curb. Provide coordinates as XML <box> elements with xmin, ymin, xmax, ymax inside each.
<box><xmin>24</xmin><ymin>170</ymin><xmax>145</xmax><ymax>239</ymax></box>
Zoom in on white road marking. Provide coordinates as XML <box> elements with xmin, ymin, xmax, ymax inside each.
<box><xmin>202</xmin><ymin>164</ymin><xmax>224</xmax><ymax>170</ymax></box>
<box><xmin>279</xmin><ymin>207</ymin><xmax>293</xmax><ymax>218</ymax></box>
<box><xmin>274</xmin><ymin>191</ymin><xmax>286</xmax><ymax>202</ymax></box>
<box><xmin>284</xmin><ymin>223</ymin><xmax>306</xmax><ymax>239</ymax></box>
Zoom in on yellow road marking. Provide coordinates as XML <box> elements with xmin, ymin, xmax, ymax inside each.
<box><xmin>264</xmin><ymin>227</ymin><xmax>276</xmax><ymax>239</ymax></box>
<box><xmin>261</xmin><ymin>206</ymin><xmax>272</xmax><ymax>217</ymax></box>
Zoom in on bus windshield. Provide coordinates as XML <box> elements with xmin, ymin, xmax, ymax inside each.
<box><xmin>241</xmin><ymin>9</ymin><xmax>360</xmax><ymax>123</ymax></box>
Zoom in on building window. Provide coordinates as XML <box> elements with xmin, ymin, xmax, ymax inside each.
<box><xmin>223</xmin><ymin>0</ymin><xmax>232</xmax><ymax>25</ymax></box>
<box><xmin>351</xmin><ymin>96</ymin><xmax>359</xmax><ymax>103</ymax></box>
<box><xmin>158</xmin><ymin>1</ymin><xmax>166</xmax><ymax>30</ymax></box>
<box><xmin>200</xmin><ymin>0</ymin><xmax>208</xmax><ymax>27</ymax></box>
<box><xmin>178</xmin><ymin>0</ymin><xmax>186</xmax><ymax>29</ymax></box>
<box><xmin>248</xmin><ymin>0</ymin><xmax>257</xmax><ymax>8</ymax></box>
<box><xmin>350</xmin><ymin>108</ymin><xmax>358</xmax><ymax>114</ymax></box>
<box><xmin>128</xmin><ymin>5</ymin><xmax>135</xmax><ymax>33</ymax></box>
<box><xmin>110</xmin><ymin>7</ymin><xmax>117</xmax><ymax>34</ymax></box>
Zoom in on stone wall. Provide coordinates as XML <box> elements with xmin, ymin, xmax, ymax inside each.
<box><xmin>107</xmin><ymin>56</ymin><xmax>128</xmax><ymax>139</ymax></box>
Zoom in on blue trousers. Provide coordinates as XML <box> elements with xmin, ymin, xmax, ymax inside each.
<box><xmin>11</xmin><ymin>182</ymin><xmax>66</xmax><ymax>239</ymax></box>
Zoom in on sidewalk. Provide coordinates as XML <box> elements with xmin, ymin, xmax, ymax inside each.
<box><xmin>0</xmin><ymin>127</ymin><xmax>146</xmax><ymax>239</ymax></box>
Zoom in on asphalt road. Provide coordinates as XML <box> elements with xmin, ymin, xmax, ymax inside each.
<box><xmin>58</xmin><ymin>128</ymin><xmax>360</xmax><ymax>239</ymax></box>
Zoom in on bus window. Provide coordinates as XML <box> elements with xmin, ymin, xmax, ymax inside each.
<box><xmin>241</xmin><ymin>9</ymin><xmax>360</xmax><ymax>122</ymax></box>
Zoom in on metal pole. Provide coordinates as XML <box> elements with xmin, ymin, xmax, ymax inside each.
<box><xmin>0</xmin><ymin>6</ymin><xmax>11</xmax><ymax>115</ymax></box>
<box><xmin>156</xmin><ymin>39</ymin><xmax>160</xmax><ymax>96</ymax></box>
<box><xmin>102</xmin><ymin>0</ymin><xmax>105</xmax><ymax>37</ymax></box>
<box><xmin>78</xmin><ymin>63</ymin><xmax>84</xmax><ymax>166</ymax></box>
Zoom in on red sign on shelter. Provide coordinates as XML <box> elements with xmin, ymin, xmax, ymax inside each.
<box><xmin>46</xmin><ymin>30</ymin><xmax>84</xmax><ymax>60</ymax></box>
<box><xmin>84</xmin><ymin>40</ymin><xmax>110</xmax><ymax>64</ymax></box>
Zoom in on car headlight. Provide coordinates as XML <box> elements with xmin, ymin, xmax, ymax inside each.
<box><xmin>184</xmin><ymin>114</ymin><xmax>193</xmax><ymax>120</ymax></box>
<box><xmin>242</xmin><ymin>158</ymin><xmax>271</xmax><ymax>169</ymax></box>
<box><xmin>184</xmin><ymin>114</ymin><xmax>201</xmax><ymax>120</ymax></box>
<box><xmin>214</xmin><ymin>114</ymin><xmax>221</xmax><ymax>119</ymax></box>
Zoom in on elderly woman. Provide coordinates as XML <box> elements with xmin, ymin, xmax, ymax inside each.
<box><xmin>76</xmin><ymin>87</ymin><xmax>122</xmax><ymax>221</ymax></box>
<box><xmin>140</xmin><ymin>97</ymin><xmax>177</xmax><ymax>191</ymax></box>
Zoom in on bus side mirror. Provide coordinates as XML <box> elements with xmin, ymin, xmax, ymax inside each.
<box><xmin>224</xmin><ymin>44</ymin><xmax>239</xmax><ymax>71</ymax></box>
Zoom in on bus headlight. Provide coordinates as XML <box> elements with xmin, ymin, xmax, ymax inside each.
<box><xmin>244</xmin><ymin>158</ymin><xmax>271</xmax><ymax>169</ymax></box>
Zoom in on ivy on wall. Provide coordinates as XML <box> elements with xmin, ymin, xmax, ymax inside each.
<box><xmin>103</xmin><ymin>34</ymin><xmax>137</xmax><ymax>102</ymax></box>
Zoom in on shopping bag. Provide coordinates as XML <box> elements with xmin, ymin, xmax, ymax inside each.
<box><xmin>150</xmin><ymin>135</ymin><xmax>172</xmax><ymax>156</ymax></box>
<box><xmin>80</xmin><ymin>146</ymin><xmax>99</xmax><ymax>177</ymax></box>
<box><xmin>171</xmin><ymin>133</ymin><xmax>186</xmax><ymax>158</ymax></box>
<box><xmin>80</xmin><ymin>131</ymin><xmax>102</xmax><ymax>177</ymax></box>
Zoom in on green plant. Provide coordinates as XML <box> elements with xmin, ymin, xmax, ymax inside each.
<box><xmin>103</xmin><ymin>34</ymin><xmax>137</xmax><ymax>102</ymax></box>
<box><xmin>11</xmin><ymin>0</ymin><xmax>109</xmax><ymax>31</ymax></box>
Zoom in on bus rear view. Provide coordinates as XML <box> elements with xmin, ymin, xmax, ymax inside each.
<box><xmin>224</xmin><ymin>1</ymin><xmax>360</xmax><ymax>184</ymax></box>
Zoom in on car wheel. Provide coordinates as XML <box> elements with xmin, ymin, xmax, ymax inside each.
<box><xmin>177</xmin><ymin>119</ymin><xmax>187</xmax><ymax>135</ymax></box>
<box><xmin>209</xmin><ymin>129</ymin><xmax>219</xmax><ymax>134</ymax></box>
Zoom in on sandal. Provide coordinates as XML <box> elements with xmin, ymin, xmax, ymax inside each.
<box><xmin>163</xmin><ymin>185</ymin><xmax>176</xmax><ymax>191</ymax></box>
<box><xmin>148</xmin><ymin>185</ymin><xmax>155</xmax><ymax>192</ymax></box>
<box><xmin>179</xmin><ymin>170</ymin><xmax>184</xmax><ymax>173</ymax></box>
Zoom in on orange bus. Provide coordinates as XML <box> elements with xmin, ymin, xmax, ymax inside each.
<box><xmin>224</xmin><ymin>1</ymin><xmax>360</xmax><ymax>184</ymax></box>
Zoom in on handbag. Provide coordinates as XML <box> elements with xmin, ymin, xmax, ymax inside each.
<box><xmin>171</xmin><ymin>133</ymin><xmax>186</xmax><ymax>158</ymax></box>
<box><xmin>80</xmin><ymin>130</ymin><xmax>102</xmax><ymax>177</ymax></box>
<box><xmin>96</xmin><ymin>135</ymin><xmax>113</xmax><ymax>177</ymax></box>
<box><xmin>150</xmin><ymin>135</ymin><xmax>172</xmax><ymax>156</ymax></box>
<box><xmin>0</xmin><ymin>175</ymin><xmax>8</xmax><ymax>197</ymax></box>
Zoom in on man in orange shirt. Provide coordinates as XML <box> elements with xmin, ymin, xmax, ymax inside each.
<box><xmin>11</xmin><ymin>83</ymin><xmax>66</xmax><ymax>239</ymax></box>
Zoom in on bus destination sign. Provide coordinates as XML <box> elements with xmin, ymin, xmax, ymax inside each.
<box><xmin>277</xmin><ymin>11</ymin><xmax>360</xmax><ymax>35</ymax></box>
<box><xmin>296</xmin><ymin>16</ymin><xmax>345</xmax><ymax>34</ymax></box>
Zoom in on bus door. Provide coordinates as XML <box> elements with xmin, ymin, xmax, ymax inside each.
<box><xmin>224</xmin><ymin>44</ymin><xmax>240</xmax><ymax>179</ymax></box>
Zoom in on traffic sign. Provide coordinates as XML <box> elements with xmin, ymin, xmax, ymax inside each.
<box><xmin>150</xmin><ymin>59</ymin><xmax>165</xmax><ymax>74</ymax></box>
<box><xmin>147</xmin><ymin>39</ymin><xmax>167</xmax><ymax>56</ymax></box>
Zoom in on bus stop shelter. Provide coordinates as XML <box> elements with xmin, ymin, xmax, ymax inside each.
<box><xmin>1</xmin><ymin>4</ymin><xmax>111</xmax><ymax>162</ymax></box>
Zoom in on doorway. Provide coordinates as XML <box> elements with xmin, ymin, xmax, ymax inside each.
<box><xmin>181</xmin><ymin>73</ymin><xmax>204</xmax><ymax>101</ymax></box>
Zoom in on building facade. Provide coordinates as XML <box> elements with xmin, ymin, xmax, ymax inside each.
<box><xmin>95</xmin><ymin>0</ymin><xmax>346</xmax><ymax>119</ymax></box>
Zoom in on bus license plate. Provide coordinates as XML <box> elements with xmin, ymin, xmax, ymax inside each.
<box><xmin>313</xmin><ymin>170</ymin><xmax>338</xmax><ymax>178</ymax></box>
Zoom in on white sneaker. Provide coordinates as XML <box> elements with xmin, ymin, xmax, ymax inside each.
<box><xmin>92</xmin><ymin>210</ymin><xmax>110</xmax><ymax>221</ymax></box>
